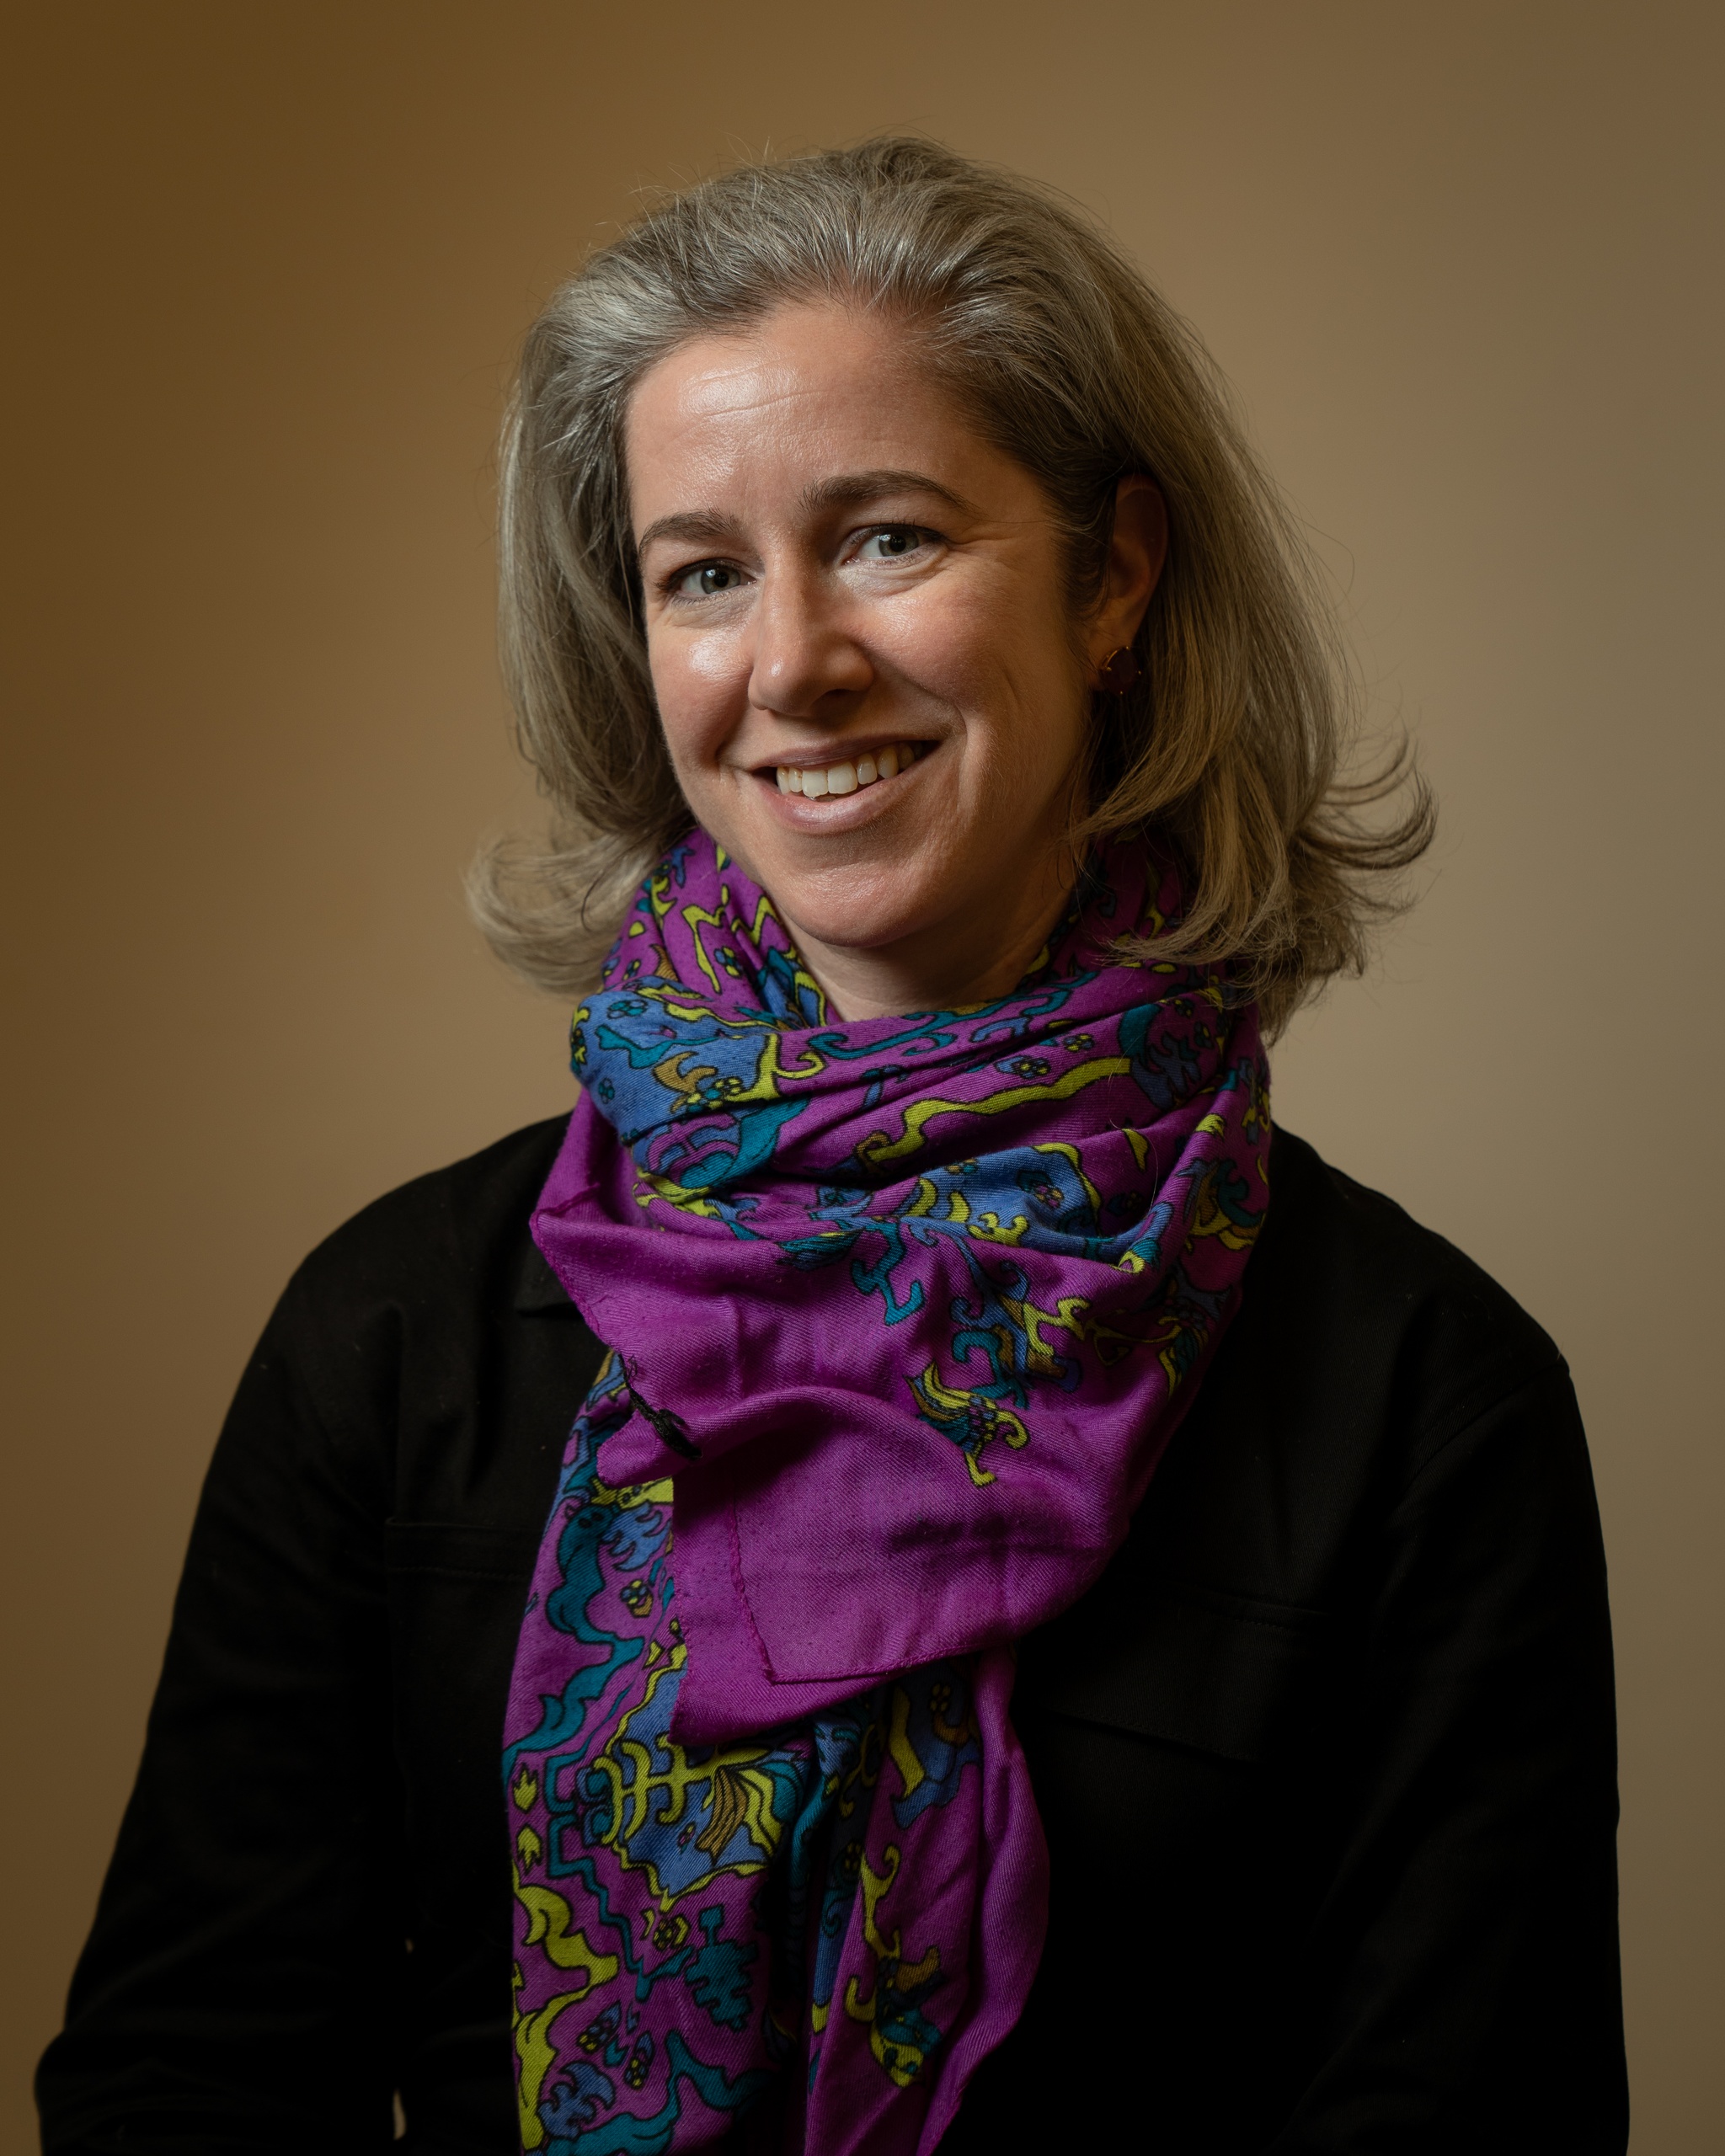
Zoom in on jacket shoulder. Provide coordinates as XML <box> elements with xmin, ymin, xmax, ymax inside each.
<box><xmin>283</xmin><ymin>1113</ymin><xmax>572</xmax><ymax>1319</ymax></box>
<box><xmin>252</xmin><ymin>1114</ymin><xmax>576</xmax><ymax>1486</ymax></box>
<box><xmin>1262</xmin><ymin>1128</ymin><xmax>1563</xmax><ymax>1460</ymax></box>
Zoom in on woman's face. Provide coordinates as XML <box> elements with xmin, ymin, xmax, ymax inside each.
<box><xmin>626</xmin><ymin>301</ymin><xmax>1161</xmax><ymax>1017</ymax></box>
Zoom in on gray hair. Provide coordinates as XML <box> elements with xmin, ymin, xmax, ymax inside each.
<box><xmin>469</xmin><ymin>135</ymin><xmax>1431</xmax><ymax>1034</ymax></box>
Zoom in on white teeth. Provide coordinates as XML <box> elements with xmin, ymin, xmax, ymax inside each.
<box><xmin>777</xmin><ymin>743</ymin><xmax>923</xmax><ymax>800</ymax></box>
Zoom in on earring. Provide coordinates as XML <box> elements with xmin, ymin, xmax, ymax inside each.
<box><xmin>1097</xmin><ymin>646</ymin><xmax>1142</xmax><ymax>694</ymax></box>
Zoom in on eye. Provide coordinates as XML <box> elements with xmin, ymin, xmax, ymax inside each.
<box><xmin>857</xmin><ymin>526</ymin><xmax>930</xmax><ymax>562</ymax></box>
<box><xmin>672</xmin><ymin>561</ymin><xmax>747</xmax><ymax>598</ymax></box>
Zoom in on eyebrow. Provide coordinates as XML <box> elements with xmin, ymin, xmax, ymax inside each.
<box><xmin>633</xmin><ymin>509</ymin><xmax>745</xmax><ymax>555</ymax></box>
<box><xmin>800</xmin><ymin>468</ymin><xmax>977</xmax><ymax>517</ymax></box>
<box><xmin>633</xmin><ymin>468</ymin><xmax>977</xmax><ymax>557</ymax></box>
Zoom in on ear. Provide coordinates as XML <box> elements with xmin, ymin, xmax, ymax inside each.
<box><xmin>1087</xmin><ymin>476</ymin><xmax>1167</xmax><ymax>676</ymax></box>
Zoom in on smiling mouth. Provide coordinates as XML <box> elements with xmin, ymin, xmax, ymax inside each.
<box><xmin>772</xmin><ymin>740</ymin><xmax>930</xmax><ymax>798</ymax></box>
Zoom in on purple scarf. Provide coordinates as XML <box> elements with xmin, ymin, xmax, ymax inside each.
<box><xmin>505</xmin><ymin>833</ymin><xmax>1269</xmax><ymax>2153</ymax></box>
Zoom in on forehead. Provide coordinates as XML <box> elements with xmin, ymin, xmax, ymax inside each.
<box><xmin>623</xmin><ymin>302</ymin><xmax>990</xmax><ymax>523</ymax></box>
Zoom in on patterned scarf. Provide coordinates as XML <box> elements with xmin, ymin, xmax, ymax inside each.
<box><xmin>505</xmin><ymin>831</ymin><xmax>1269</xmax><ymax>2155</ymax></box>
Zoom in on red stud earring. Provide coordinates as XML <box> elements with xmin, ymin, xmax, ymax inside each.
<box><xmin>1097</xmin><ymin>646</ymin><xmax>1142</xmax><ymax>694</ymax></box>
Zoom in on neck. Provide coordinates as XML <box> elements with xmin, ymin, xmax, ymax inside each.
<box><xmin>784</xmin><ymin>856</ymin><xmax>1080</xmax><ymax>1022</ymax></box>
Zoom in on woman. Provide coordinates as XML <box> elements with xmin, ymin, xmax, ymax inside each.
<box><xmin>38</xmin><ymin>140</ymin><xmax>1626</xmax><ymax>2154</ymax></box>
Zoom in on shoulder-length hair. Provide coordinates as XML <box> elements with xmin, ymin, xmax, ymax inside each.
<box><xmin>470</xmin><ymin>136</ymin><xmax>1432</xmax><ymax>1036</ymax></box>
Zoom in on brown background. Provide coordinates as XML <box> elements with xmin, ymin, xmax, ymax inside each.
<box><xmin>3</xmin><ymin>3</ymin><xmax>1720</xmax><ymax>2147</ymax></box>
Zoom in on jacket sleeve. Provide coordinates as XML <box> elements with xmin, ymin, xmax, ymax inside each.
<box><xmin>36</xmin><ymin>1283</ymin><xmax>403</xmax><ymax>2153</ymax></box>
<box><xmin>1271</xmin><ymin>1360</ymin><xmax>1628</xmax><ymax>2153</ymax></box>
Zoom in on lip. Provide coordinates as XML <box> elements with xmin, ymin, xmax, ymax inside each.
<box><xmin>746</xmin><ymin>738</ymin><xmax>939</xmax><ymax>830</ymax></box>
<box><xmin>758</xmin><ymin>732</ymin><xmax>936</xmax><ymax>774</ymax></box>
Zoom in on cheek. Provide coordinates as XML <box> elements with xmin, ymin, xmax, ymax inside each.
<box><xmin>649</xmin><ymin>627</ymin><xmax>746</xmax><ymax>774</ymax></box>
<box><xmin>883</xmin><ymin>582</ymin><xmax>1004</xmax><ymax>696</ymax></box>
<box><xmin>889</xmin><ymin>573</ymin><xmax>1080</xmax><ymax>722</ymax></box>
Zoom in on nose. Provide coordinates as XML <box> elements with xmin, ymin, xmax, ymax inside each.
<box><xmin>746</xmin><ymin>563</ymin><xmax>873</xmax><ymax>721</ymax></box>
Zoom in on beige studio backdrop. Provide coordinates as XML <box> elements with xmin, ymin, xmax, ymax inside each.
<box><xmin>3</xmin><ymin>3</ymin><xmax>1721</xmax><ymax>2148</ymax></box>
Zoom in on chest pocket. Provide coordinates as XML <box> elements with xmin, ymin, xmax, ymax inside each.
<box><xmin>384</xmin><ymin>1518</ymin><xmax>542</xmax><ymax>1583</ymax></box>
<box><xmin>1011</xmin><ymin>1577</ymin><xmax>1338</xmax><ymax>1766</ymax></box>
<box><xmin>382</xmin><ymin>1520</ymin><xmax>546</xmax><ymax>1881</ymax></box>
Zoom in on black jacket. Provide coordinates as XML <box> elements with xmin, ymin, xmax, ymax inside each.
<box><xmin>37</xmin><ymin>1119</ymin><xmax>1627</xmax><ymax>2153</ymax></box>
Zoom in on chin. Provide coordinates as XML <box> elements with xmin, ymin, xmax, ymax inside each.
<box><xmin>764</xmin><ymin>862</ymin><xmax>942</xmax><ymax>952</ymax></box>
<box><xmin>778</xmin><ymin>899</ymin><xmax>932</xmax><ymax>957</ymax></box>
